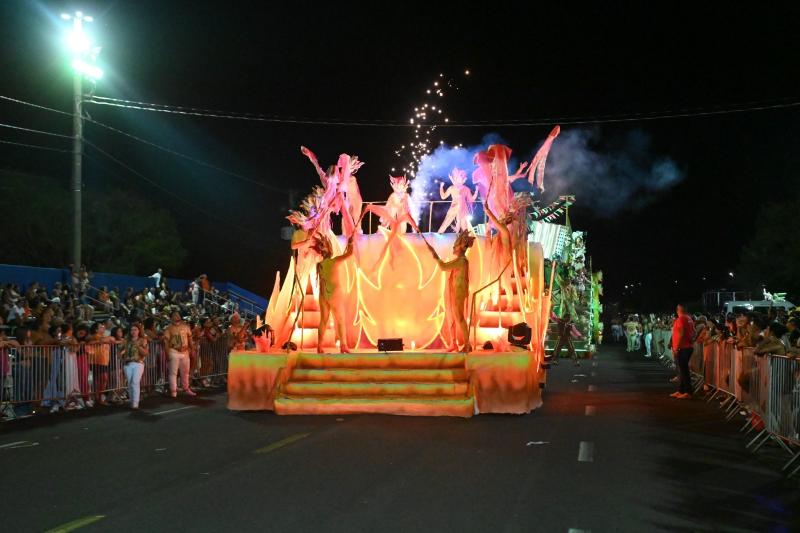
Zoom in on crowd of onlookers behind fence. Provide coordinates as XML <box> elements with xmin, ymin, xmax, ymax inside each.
<box><xmin>610</xmin><ymin>307</ymin><xmax>800</xmax><ymax>477</ymax></box>
<box><xmin>1</xmin><ymin>267</ymin><xmax>256</xmax><ymax>419</ymax></box>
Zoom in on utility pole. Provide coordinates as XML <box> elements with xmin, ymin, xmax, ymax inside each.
<box><xmin>61</xmin><ymin>10</ymin><xmax>102</xmax><ymax>270</ymax></box>
<box><xmin>71</xmin><ymin>59</ymin><xmax>83</xmax><ymax>269</ymax></box>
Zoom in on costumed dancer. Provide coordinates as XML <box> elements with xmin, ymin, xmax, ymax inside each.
<box><xmin>437</xmin><ymin>168</ymin><xmax>478</xmax><ymax>233</ymax></box>
<box><xmin>425</xmin><ymin>230</ymin><xmax>475</xmax><ymax>353</ymax></box>
<box><xmin>549</xmin><ymin>311</ymin><xmax>582</xmax><ymax>366</ymax></box>
<box><xmin>484</xmin><ymin>144</ymin><xmax>528</xmax><ymax>226</ymax></box>
<box><xmin>286</xmin><ymin>189</ymin><xmax>327</xmax><ymax>307</ymax></box>
<box><xmin>483</xmin><ymin>201</ymin><xmax>516</xmax><ymax>310</ymax></box>
<box><xmin>313</xmin><ymin>234</ymin><xmax>354</xmax><ymax>353</ymax></box>
<box><xmin>509</xmin><ymin>192</ymin><xmax>533</xmax><ymax>278</ymax></box>
<box><xmin>337</xmin><ymin>154</ymin><xmax>364</xmax><ymax>236</ymax></box>
<box><xmin>471</xmin><ymin>150</ymin><xmax>494</xmax><ymax>204</ymax></box>
<box><xmin>300</xmin><ymin>146</ymin><xmax>346</xmax><ymax>234</ymax></box>
<box><xmin>360</xmin><ymin>175</ymin><xmax>421</xmax><ymax>268</ymax></box>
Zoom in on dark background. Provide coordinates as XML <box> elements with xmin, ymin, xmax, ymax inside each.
<box><xmin>1</xmin><ymin>1</ymin><xmax>797</xmax><ymax>310</ymax></box>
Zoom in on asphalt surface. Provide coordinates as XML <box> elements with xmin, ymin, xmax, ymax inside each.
<box><xmin>2</xmin><ymin>345</ymin><xmax>798</xmax><ymax>533</ymax></box>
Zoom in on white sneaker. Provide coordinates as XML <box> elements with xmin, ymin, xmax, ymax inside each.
<box><xmin>86</xmin><ymin>399</ymin><xmax>95</xmax><ymax>408</ymax></box>
<box><xmin>50</xmin><ymin>404</ymin><xmax>60</xmax><ymax>413</ymax></box>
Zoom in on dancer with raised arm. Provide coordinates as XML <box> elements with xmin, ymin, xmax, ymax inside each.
<box><xmin>425</xmin><ymin>230</ymin><xmax>474</xmax><ymax>353</ymax></box>
<box><xmin>300</xmin><ymin>146</ymin><xmax>344</xmax><ymax>232</ymax></box>
<box><xmin>360</xmin><ymin>175</ymin><xmax>421</xmax><ymax>268</ymax></box>
<box><xmin>314</xmin><ymin>235</ymin><xmax>354</xmax><ymax>353</ymax></box>
<box><xmin>437</xmin><ymin>168</ymin><xmax>478</xmax><ymax>233</ymax></box>
<box><xmin>337</xmin><ymin>154</ymin><xmax>364</xmax><ymax>236</ymax></box>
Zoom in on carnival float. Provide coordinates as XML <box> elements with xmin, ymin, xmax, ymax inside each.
<box><xmin>226</xmin><ymin>124</ymin><xmax>601</xmax><ymax>417</ymax></box>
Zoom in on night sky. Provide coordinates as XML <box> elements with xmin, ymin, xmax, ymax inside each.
<box><xmin>1</xmin><ymin>1</ymin><xmax>798</xmax><ymax>309</ymax></box>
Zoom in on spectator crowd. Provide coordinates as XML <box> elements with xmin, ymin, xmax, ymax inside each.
<box><xmin>0</xmin><ymin>267</ymin><xmax>254</xmax><ymax>419</ymax></box>
<box><xmin>610</xmin><ymin>307</ymin><xmax>800</xmax><ymax>360</ymax></box>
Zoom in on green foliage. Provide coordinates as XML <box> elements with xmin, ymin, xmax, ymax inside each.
<box><xmin>0</xmin><ymin>170</ymin><xmax>186</xmax><ymax>274</ymax></box>
<box><xmin>737</xmin><ymin>194</ymin><xmax>800</xmax><ymax>301</ymax></box>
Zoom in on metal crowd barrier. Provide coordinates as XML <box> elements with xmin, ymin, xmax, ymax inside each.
<box><xmin>664</xmin><ymin>338</ymin><xmax>800</xmax><ymax>478</ymax></box>
<box><xmin>702</xmin><ymin>342</ymin><xmax>717</xmax><ymax>392</ymax></box>
<box><xmin>1</xmin><ymin>337</ymin><xmax>231</xmax><ymax>420</ymax></box>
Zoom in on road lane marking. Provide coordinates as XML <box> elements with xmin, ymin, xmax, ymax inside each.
<box><xmin>578</xmin><ymin>441</ymin><xmax>594</xmax><ymax>462</ymax></box>
<box><xmin>7</xmin><ymin>442</ymin><xmax>39</xmax><ymax>449</ymax></box>
<box><xmin>0</xmin><ymin>441</ymin><xmax>29</xmax><ymax>449</ymax></box>
<box><xmin>585</xmin><ymin>405</ymin><xmax>596</xmax><ymax>416</ymax></box>
<box><xmin>587</xmin><ymin>384</ymin><xmax>596</xmax><ymax>392</ymax></box>
<box><xmin>45</xmin><ymin>514</ymin><xmax>105</xmax><ymax>532</ymax></box>
<box><xmin>255</xmin><ymin>433</ymin><xmax>310</xmax><ymax>454</ymax></box>
<box><xmin>153</xmin><ymin>406</ymin><xmax>196</xmax><ymax>416</ymax></box>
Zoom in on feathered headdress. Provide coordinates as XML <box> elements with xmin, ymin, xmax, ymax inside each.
<box><xmin>454</xmin><ymin>230</ymin><xmax>475</xmax><ymax>250</ymax></box>
<box><xmin>389</xmin><ymin>175</ymin><xmax>409</xmax><ymax>192</ymax></box>
<box><xmin>509</xmin><ymin>192</ymin><xmax>533</xmax><ymax>213</ymax></box>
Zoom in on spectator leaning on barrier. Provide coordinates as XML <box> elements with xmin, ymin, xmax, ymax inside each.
<box><xmin>88</xmin><ymin>322</ymin><xmax>114</xmax><ymax>406</ymax></box>
<box><xmin>670</xmin><ymin>303</ymin><xmax>695</xmax><ymax>399</ymax></box>
<box><xmin>754</xmin><ymin>322</ymin><xmax>787</xmax><ymax>356</ymax></box>
<box><xmin>0</xmin><ymin>327</ymin><xmax>20</xmax><ymax>401</ymax></box>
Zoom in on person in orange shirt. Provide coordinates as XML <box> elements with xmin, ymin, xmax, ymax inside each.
<box><xmin>670</xmin><ymin>304</ymin><xmax>696</xmax><ymax>399</ymax></box>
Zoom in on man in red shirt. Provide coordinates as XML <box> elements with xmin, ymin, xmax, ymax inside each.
<box><xmin>671</xmin><ymin>304</ymin><xmax>695</xmax><ymax>399</ymax></box>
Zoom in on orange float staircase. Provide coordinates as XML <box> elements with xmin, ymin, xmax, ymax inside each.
<box><xmin>273</xmin><ymin>352</ymin><xmax>475</xmax><ymax>417</ymax></box>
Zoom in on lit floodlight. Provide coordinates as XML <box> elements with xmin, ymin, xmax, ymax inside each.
<box><xmin>61</xmin><ymin>13</ymin><xmax>71</xmax><ymax>20</ymax></box>
<box><xmin>71</xmin><ymin>59</ymin><xmax>103</xmax><ymax>80</ymax></box>
<box><xmin>67</xmin><ymin>29</ymin><xmax>91</xmax><ymax>52</ymax></box>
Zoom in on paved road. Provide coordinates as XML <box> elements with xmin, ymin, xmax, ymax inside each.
<box><xmin>1</xmin><ymin>345</ymin><xmax>798</xmax><ymax>532</ymax></box>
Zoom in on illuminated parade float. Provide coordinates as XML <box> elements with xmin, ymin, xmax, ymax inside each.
<box><xmin>226</xmin><ymin>120</ymin><xmax>599</xmax><ymax>416</ymax></box>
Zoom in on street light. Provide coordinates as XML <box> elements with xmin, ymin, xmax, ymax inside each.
<box><xmin>61</xmin><ymin>10</ymin><xmax>102</xmax><ymax>271</ymax></box>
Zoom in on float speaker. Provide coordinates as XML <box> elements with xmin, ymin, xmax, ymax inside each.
<box><xmin>378</xmin><ymin>338</ymin><xmax>404</xmax><ymax>351</ymax></box>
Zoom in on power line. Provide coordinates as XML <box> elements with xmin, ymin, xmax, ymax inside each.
<box><xmin>82</xmin><ymin>139</ymin><xmax>264</xmax><ymax>239</ymax></box>
<box><xmin>4</xmin><ymin>92</ymin><xmax>798</xmax><ymax>128</ymax></box>
<box><xmin>87</xmin><ymin>98</ymin><xmax>408</xmax><ymax>127</ymax></box>
<box><xmin>0</xmin><ymin>139</ymin><xmax>71</xmax><ymax>153</ymax></box>
<box><xmin>0</xmin><ymin>122</ymin><xmax>73</xmax><ymax>139</ymax></box>
<box><xmin>83</xmin><ymin>118</ymin><xmax>285</xmax><ymax>193</ymax></box>
<box><xmin>85</xmin><ymin>94</ymin><xmax>800</xmax><ymax>127</ymax></box>
<box><xmin>0</xmin><ymin>93</ymin><xmax>287</xmax><ymax>195</ymax></box>
<box><xmin>0</xmin><ymin>94</ymin><xmax>73</xmax><ymax>118</ymax></box>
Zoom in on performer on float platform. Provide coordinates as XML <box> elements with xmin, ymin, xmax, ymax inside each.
<box><xmin>313</xmin><ymin>234</ymin><xmax>354</xmax><ymax>354</ymax></box>
<box><xmin>437</xmin><ymin>168</ymin><xmax>478</xmax><ymax>233</ymax></box>
<box><xmin>483</xmin><ymin>201</ymin><xmax>515</xmax><ymax>310</ymax></box>
<box><xmin>549</xmin><ymin>311</ymin><xmax>582</xmax><ymax>366</ymax></box>
<box><xmin>360</xmin><ymin>175</ymin><xmax>421</xmax><ymax>269</ymax></box>
<box><xmin>425</xmin><ymin>230</ymin><xmax>474</xmax><ymax>353</ymax></box>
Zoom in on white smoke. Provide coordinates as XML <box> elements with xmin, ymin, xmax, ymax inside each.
<box><xmin>543</xmin><ymin>128</ymin><xmax>684</xmax><ymax>216</ymax></box>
